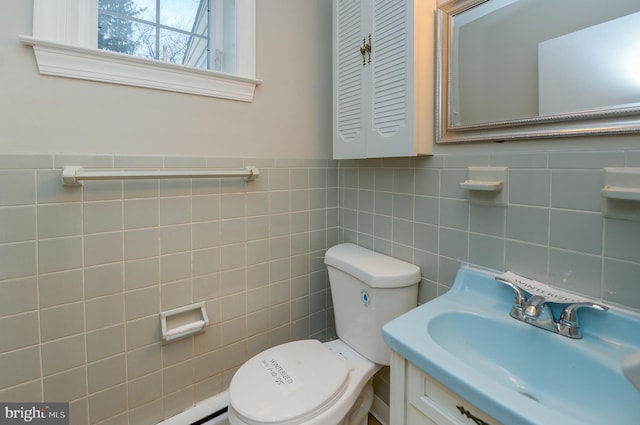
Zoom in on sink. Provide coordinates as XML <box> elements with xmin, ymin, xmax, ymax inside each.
<box><xmin>428</xmin><ymin>311</ymin><xmax>637</xmax><ymax>423</ymax></box>
<box><xmin>382</xmin><ymin>266</ymin><xmax>640</xmax><ymax>425</ymax></box>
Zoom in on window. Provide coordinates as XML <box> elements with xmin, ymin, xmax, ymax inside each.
<box><xmin>21</xmin><ymin>0</ymin><xmax>259</xmax><ymax>100</ymax></box>
<box><xmin>97</xmin><ymin>0</ymin><xmax>237</xmax><ymax>73</ymax></box>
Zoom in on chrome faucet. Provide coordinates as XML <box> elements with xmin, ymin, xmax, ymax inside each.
<box><xmin>523</xmin><ymin>295</ymin><xmax>556</xmax><ymax>332</ymax></box>
<box><xmin>496</xmin><ymin>277</ymin><xmax>609</xmax><ymax>339</ymax></box>
<box><xmin>494</xmin><ymin>277</ymin><xmax>527</xmax><ymax>319</ymax></box>
<box><xmin>557</xmin><ymin>302</ymin><xmax>609</xmax><ymax>338</ymax></box>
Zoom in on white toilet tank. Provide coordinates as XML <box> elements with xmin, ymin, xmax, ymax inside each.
<box><xmin>324</xmin><ymin>243</ymin><xmax>420</xmax><ymax>366</ymax></box>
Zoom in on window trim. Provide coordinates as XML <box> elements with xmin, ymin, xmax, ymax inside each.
<box><xmin>22</xmin><ymin>0</ymin><xmax>260</xmax><ymax>101</ymax></box>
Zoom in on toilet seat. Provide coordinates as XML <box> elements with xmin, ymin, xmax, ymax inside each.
<box><xmin>229</xmin><ymin>340</ymin><xmax>350</xmax><ymax>424</ymax></box>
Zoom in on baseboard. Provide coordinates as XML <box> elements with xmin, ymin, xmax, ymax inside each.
<box><xmin>156</xmin><ymin>390</ymin><xmax>388</xmax><ymax>425</ymax></box>
<box><xmin>370</xmin><ymin>395</ymin><xmax>390</xmax><ymax>425</ymax></box>
<box><xmin>156</xmin><ymin>391</ymin><xmax>229</xmax><ymax>425</ymax></box>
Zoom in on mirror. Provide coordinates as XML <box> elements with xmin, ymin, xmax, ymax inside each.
<box><xmin>436</xmin><ymin>0</ymin><xmax>640</xmax><ymax>143</ymax></box>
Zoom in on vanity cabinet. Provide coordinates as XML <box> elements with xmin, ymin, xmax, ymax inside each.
<box><xmin>390</xmin><ymin>351</ymin><xmax>502</xmax><ymax>425</ymax></box>
<box><xmin>332</xmin><ymin>0</ymin><xmax>436</xmax><ymax>159</ymax></box>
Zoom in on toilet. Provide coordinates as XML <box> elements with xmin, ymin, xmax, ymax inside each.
<box><xmin>228</xmin><ymin>243</ymin><xmax>421</xmax><ymax>425</ymax></box>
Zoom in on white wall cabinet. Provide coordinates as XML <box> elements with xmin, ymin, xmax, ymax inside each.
<box><xmin>332</xmin><ymin>0</ymin><xmax>436</xmax><ymax>159</ymax></box>
<box><xmin>389</xmin><ymin>351</ymin><xmax>503</xmax><ymax>425</ymax></box>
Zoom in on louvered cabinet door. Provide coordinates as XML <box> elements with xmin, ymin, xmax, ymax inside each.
<box><xmin>332</xmin><ymin>0</ymin><xmax>435</xmax><ymax>159</ymax></box>
<box><xmin>333</xmin><ymin>0</ymin><xmax>368</xmax><ymax>159</ymax></box>
<box><xmin>368</xmin><ymin>0</ymin><xmax>413</xmax><ymax>157</ymax></box>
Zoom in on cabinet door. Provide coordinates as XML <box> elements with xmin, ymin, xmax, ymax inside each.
<box><xmin>333</xmin><ymin>0</ymin><xmax>368</xmax><ymax>159</ymax></box>
<box><xmin>369</xmin><ymin>0</ymin><xmax>434</xmax><ymax>158</ymax></box>
<box><xmin>407</xmin><ymin>363</ymin><xmax>503</xmax><ymax>425</ymax></box>
<box><xmin>367</xmin><ymin>0</ymin><xmax>415</xmax><ymax>158</ymax></box>
<box><xmin>333</xmin><ymin>0</ymin><xmax>434</xmax><ymax>159</ymax></box>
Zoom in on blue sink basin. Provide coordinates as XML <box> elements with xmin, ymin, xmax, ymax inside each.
<box><xmin>382</xmin><ymin>266</ymin><xmax>640</xmax><ymax>425</ymax></box>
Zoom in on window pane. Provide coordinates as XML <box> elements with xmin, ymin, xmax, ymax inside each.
<box><xmin>130</xmin><ymin>21</ymin><xmax>158</xmax><ymax>60</ymax></box>
<box><xmin>97</xmin><ymin>0</ymin><xmax>241</xmax><ymax>73</ymax></box>
<box><xmin>132</xmin><ymin>0</ymin><xmax>157</xmax><ymax>22</ymax></box>
<box><xmin>159</xmin><ymin>28</ymin><xmax>191</xmax><ymax>65</ymax></box>
<box><xmin>99</xmin><ymin>0</ymin><xmax>155</xmax><ymax>22</ymax></box>
<box><xmin>183</xmin><ymin>22</ymin><xmax>209</xmax><ymax>70</ymax></box>
<box><xmin>161</xmin><ymin>0</ymin><xmax>203</xmax><ymax>32</ymax></box>
<box><xmin>98</xmin><ymin>14</ymin><xmax>152</xmax><ymax>56</ymax></box>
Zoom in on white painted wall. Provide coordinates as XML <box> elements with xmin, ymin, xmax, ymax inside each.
<box><xmin>0</xmin><ymin>0</ymin><xmax>333</xmax><ymax>158</ymax></box>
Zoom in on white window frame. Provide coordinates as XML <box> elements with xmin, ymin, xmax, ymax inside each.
<box><xmin>20</xmin><ymin>0</ymin><xmax>260</xmax><ymax>101</ymax></box>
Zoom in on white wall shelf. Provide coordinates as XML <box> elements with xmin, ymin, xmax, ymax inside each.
<box><xmin>602</xmin><ymin>186</ymin><xmax>640</xmax><ymax>201</ymax></box>
<box><xmin>602</xmin><ymin>168</ymin><xmax>640</xmax><ymax>201</ymax></box>
<box><xmin>459</xmin><ymin>166</ymin><xmax>508</xmax><ymax>206</ymax></box>
<box><xmin>459</xmin><ymin>180</ymin><xmax>503</xmax><ymax>191</ymax></box>
<box><xmin>602</xmin><ymin>168</ymin><xmax>640</xmax><ymax>221</ymax></box>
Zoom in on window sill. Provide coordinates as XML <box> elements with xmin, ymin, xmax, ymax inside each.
<box><xmin>19</xmin><ymin>35</ymin><xmax>261</xmax><ymax>102</ymax></box>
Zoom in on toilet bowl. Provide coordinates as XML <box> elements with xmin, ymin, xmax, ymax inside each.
<box><xmin>228</xmin><ymin>243</ymin><xmax>420</xmax><ymax>425</ymax></box>
<box><xmin>228</xmin><ymin>339</ymin><xmax>379</xmax><ymax>425</ymax></box>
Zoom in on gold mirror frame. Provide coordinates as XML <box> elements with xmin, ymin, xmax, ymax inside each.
<box><xmin>436</xmin><ymin>0</ymin><xmax>640</xmax><ymax>144</ymax></box>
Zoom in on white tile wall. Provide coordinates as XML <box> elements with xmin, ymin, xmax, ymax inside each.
<box><xmin>347</xmin><ymin>148</ymin><xmax>640</xmax><ymax>412</ymax></box>
<box><xmin>3</xmin><ymin>150</ymin><xmax>640</xmax><ymax>424</ymax></box>
<box><xmin>0</xmin><ymin>155</ymin><xmax>339</xmax><ymax>425</ymax></box>
<box><xmin>339</xmin><ymin>150</ymin><xmax>640</xmax><ymax>310</ymax></box>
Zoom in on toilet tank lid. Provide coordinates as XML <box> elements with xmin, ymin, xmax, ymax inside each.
<box><xmin>325</xmin><ymin>243</ymin><xmax>421</xmax><ymax>288</ymax></box>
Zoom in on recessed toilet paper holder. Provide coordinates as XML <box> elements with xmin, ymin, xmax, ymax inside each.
<box><xmin>160</xmin><ymin>302</ymin><xmax>209</xmax><ymax>344</ymax></box>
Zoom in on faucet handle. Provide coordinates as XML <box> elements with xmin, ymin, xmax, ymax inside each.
<box><xmin>495</xmin><ymin>277</ymin><xmax>528</xmax><ymax>318</ymax></box>
<box><xmin>560</xmin><ymin>302</ymin><xmax>609</xmax><ymax>323</ymax></box>
<box><xmin>558</xmin><ymin>302</ymin><xmax>609</xmax><ymax>338</ymax></box>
